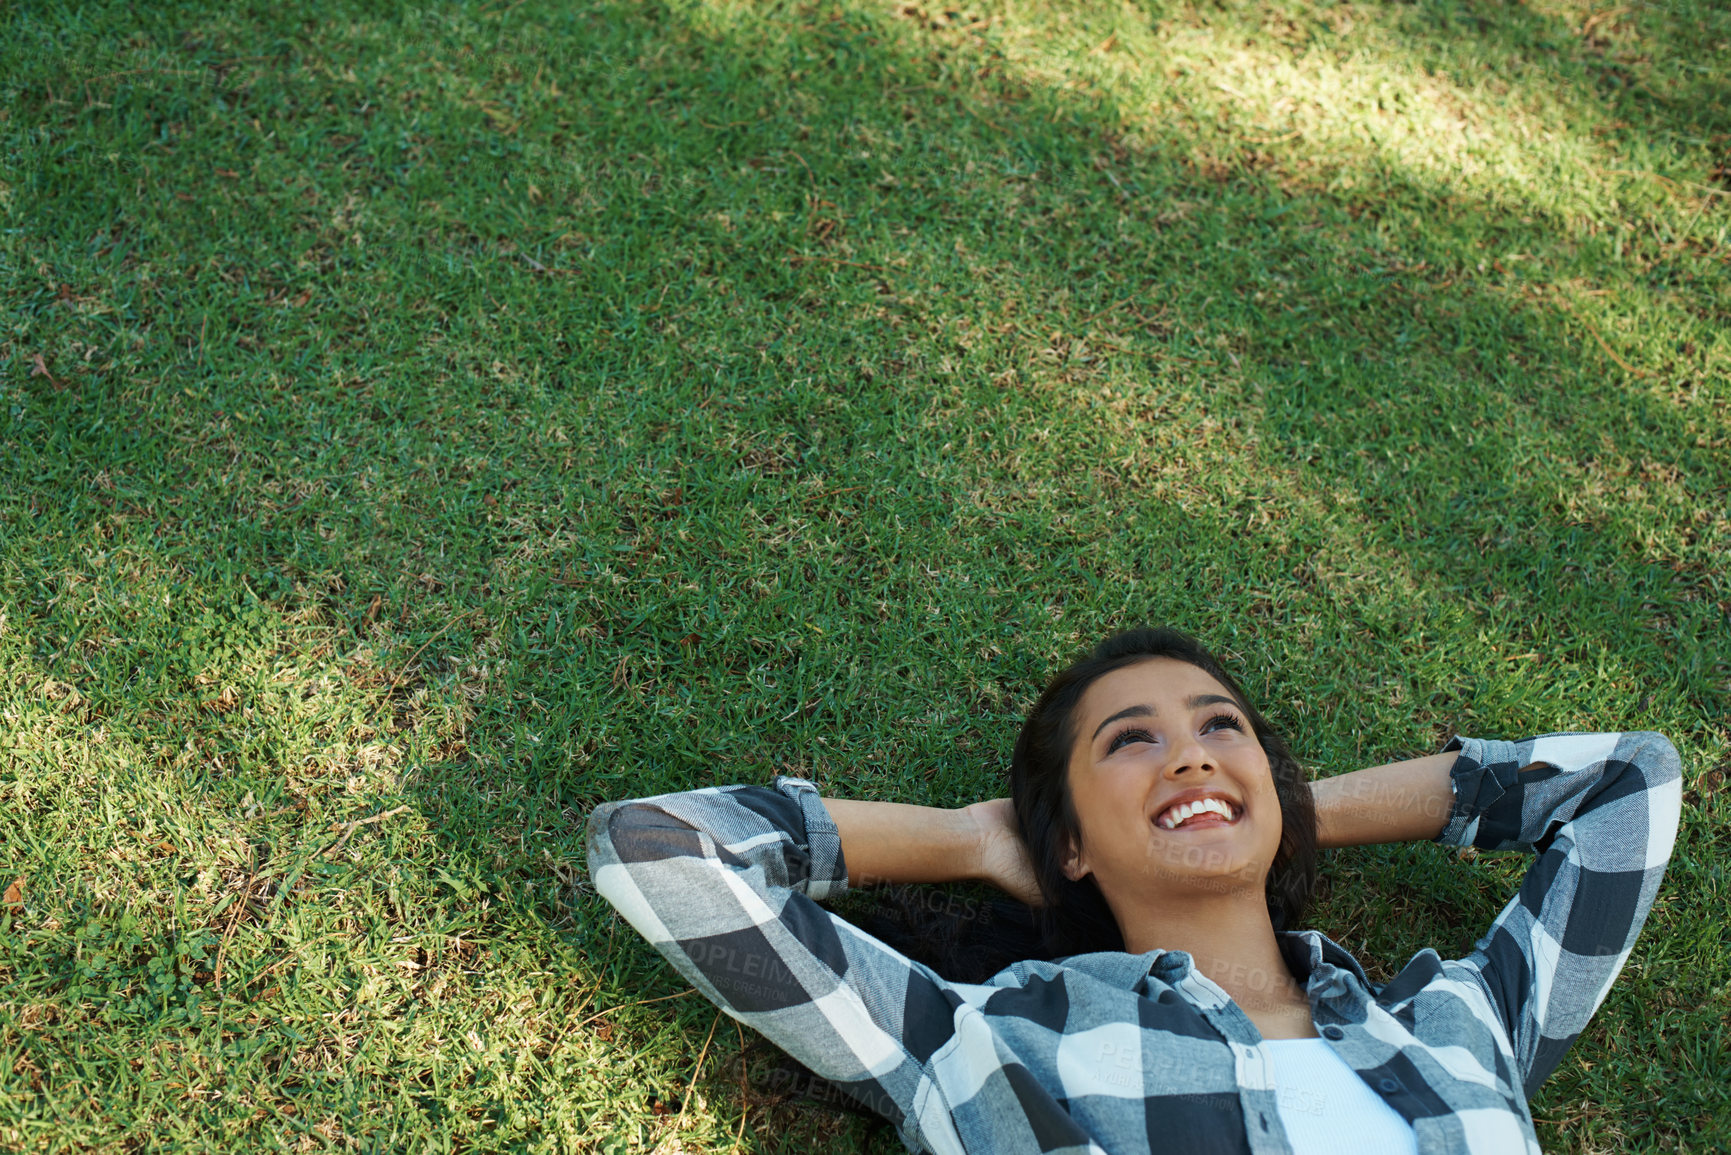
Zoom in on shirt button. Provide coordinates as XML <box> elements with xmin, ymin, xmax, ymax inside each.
<box><xmin>1322</xmin><ymin>1026</ymin><xmax>1344</xmax><ymax>1041</ymax></box>
<box><xmin>1379</xmin><ymin>1078</ymin><xmax>1400</xmax><ymax>1093</ymax></box>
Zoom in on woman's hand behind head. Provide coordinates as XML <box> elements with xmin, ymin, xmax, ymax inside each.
<box><xmin>964</xmin><ymin>797</ymin><xmax>1044</xmax><ymax>907</ymax></box>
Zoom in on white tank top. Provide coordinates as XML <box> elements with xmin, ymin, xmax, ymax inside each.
<box><xmin>1265</xmin><ymin>1037</ymin><xmax>1420</xmax><ymax>1154</ymax></box>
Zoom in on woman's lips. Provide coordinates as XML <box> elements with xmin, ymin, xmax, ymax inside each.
<box><xmin>1153</xmin><ymin>797</ymin><xmax>1242</xmax><ymax>830</ymax></box>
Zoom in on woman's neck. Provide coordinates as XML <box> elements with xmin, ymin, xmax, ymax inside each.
<box><xmin>1116</xmin><ymin>895</ymin><xmax>1316</xmax><ymax>1039</ymax></box>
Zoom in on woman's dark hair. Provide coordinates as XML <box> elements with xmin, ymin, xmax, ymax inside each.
<box><xmin>752</xmin><ymin>626</ymin><xmax>1318</xmax><ymax>1121</ymax></box>
<box><xmin>1010</xmin><ymin>626</ymin><xmax>1318</xmax><ymax>954</ymax></box>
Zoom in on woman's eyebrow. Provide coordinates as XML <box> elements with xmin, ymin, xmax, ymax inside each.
<box><xmin>1091</xmin><ymin>704</ymin><xmax>1152</xmax><ymax>741</ymax></box>
<box><xmin>1089</xmin><ymin>694</ymin><xmax>1239</xmax><ymax>742</ymax></box>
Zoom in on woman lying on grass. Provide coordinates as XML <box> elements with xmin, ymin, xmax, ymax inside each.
<box><xmin>588</xmin><ymin>627</ymin><xmax>1681</xmax><ymax>1154</ymax></box>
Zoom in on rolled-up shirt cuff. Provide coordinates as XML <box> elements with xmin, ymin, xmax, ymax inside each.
<box><xmin>1434</xmin><ymin>735</ymin><xmax>1527</xmax><ymax>851</ymax></box>
<box><xmin>774</xmin><ymin>775</ymin><xmax>849</xmax><ymax>900</ymax></box>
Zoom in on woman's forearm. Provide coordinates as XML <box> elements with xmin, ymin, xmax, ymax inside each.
<box><xmin>1310</xmin><ymin>751</ymin><xmax>1457</xmax><ymax>849</ymax></box>
<box><xmin>824</xmin><ymin>798</ymin><xmax>987</xmax><ymax>887</ymax></box>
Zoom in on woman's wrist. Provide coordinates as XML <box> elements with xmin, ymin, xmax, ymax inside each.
<box><xmin>958</xmin><ymin>799</ymin><xmax>1007</xmax><ymax>884</ymax></box>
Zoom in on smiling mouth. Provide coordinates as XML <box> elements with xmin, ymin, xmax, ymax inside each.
<box><xmin>1154</xmin><ymin>797</ymin><xmax>1243</xmax><ymax>830</ymax></box>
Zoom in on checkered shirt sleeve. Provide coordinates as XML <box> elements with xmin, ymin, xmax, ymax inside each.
<box><xmin>1433</xmin><ymin>731</ymin><xmax>1683</xmax><ymax>1097</ymax></box>
<box><xmin>586</xmin><ymin>778</ymin><xmax>1019</xmax><ymax>1155</ymax></box>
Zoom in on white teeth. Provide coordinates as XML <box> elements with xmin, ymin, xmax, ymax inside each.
<box><xmin>1158</xmin><ymin>797</ymin><xmax>1237</xmax><ymax>829</ymax></box>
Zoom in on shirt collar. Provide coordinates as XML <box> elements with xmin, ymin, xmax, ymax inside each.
<box><xmin>1052</xmin><ymin>929</ymin><xmax>1372</xmax><ymax>993</ymax></box>
<box><xmin>1278</xmin><ymin>928</ymin><xmax>1374</xmax><ymax>990</ymax></box>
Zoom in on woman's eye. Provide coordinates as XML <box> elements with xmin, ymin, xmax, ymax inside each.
<box><xmin>1107</xmin><ymin>728</ymin><xmax>1154</xmax><ymax>753</ymax></box>
<box><xmin>1203</xmin><ymin>712</ymin><xmax>1245</xmax><ymax>734</ymax></box>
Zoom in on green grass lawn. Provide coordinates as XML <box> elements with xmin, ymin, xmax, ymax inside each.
<box><xmin>2</xmin><ymin>0</ymin><xmax>1727</xmax><ymax>1149</ymax></box>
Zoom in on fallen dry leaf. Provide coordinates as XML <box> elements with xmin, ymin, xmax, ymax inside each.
<box><xmin>3</xmin><ymin>878</ymin><xmax>23</xmax><ymax>912</ymax></box>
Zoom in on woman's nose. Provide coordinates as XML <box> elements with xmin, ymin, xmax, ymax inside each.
<box><xmin>1161</xmin><ymin>737</ymin><xmax>1214</xmax><ymax>778</ymax></box>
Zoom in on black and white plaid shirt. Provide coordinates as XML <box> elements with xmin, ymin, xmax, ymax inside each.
<box><xmin>587</xmin><ymin>732</ymin><xmax>1681</xmax><ymax>1154</ymax></box>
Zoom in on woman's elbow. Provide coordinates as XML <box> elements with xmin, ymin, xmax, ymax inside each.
<box><xmin>1625</xmin><ymin>731</ymin><xmax>1683</xmax><ymax>788</ymax></box>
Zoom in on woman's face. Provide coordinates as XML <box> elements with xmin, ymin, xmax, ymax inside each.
<box><xmin>1061</xmin><ymin>657</ymin><xmax>1283</xmax><ymax>906</ymax></box>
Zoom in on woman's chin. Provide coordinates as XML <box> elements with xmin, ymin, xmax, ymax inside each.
<box><xmin>1132</xmin><ymin>828</ymin><xmax>1272</xmax><ymax>889</ymax></box>
<box><xmin>1137</xmin><ymin>857</ymin><xmax>1267</xmax><ymax>893</ymax></box>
